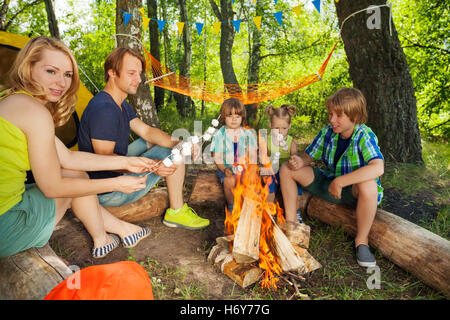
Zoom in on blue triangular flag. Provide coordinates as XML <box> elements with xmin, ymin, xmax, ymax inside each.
<box><xmin>232</xmin><ymin>0</ymin><xmax>235</xmax><ymax>3</ymax></box>
<box><xmin>312</xmin><ymin>0</ymin><xmax>321</xmax><ymax>14</ymax></box>
<box><xmin>273</xmin><ymin>11</ymin><xmax>283</xmax><ymax>26</ymax></box>
<box><xmin>157</xmin><ymin>20</ymin><xmax>167</xmax><ymax>32</ymax></box>
<box><xmin>124</xmin><ymin>13</ymin><xmax>132</xmax><ymax>26</ymax></box>
<box><xmin>232</xmin><ymin>20</ymin><xmax>241</xmax><ymax>33</ymax></box>
<box><xmin>196</xmin><ymin>23</ymin><xmax>204</xmax><ymax>36</ymax></box>
<box><xmin>274</xmin><ymin>0</ymin><xmax>278</xmax><ymax>5</ymax></box>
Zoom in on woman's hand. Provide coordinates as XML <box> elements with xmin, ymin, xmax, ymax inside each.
<box><xmin>155</xmin><ymin>163</ymin><xmax>177</xmax><ymax>177</ymax></box>
<box><xmin>115</xmin><ymin>175</ymin><xmax>148</xmax><ymax>194</ymax></box>
<box><xmin>125</xmin><ymin>157</ymin><xmax>160</xmax><ymax>174</ymax></box>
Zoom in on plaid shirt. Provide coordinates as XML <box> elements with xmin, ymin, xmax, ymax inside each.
<box><xmin>305</xmin><ymin>124</ymin><xmax>384</xmax><ymax>203</ymax></box>
<box><xmin>210</xmin><ymin>126</ymin><xmax>257</xmax><ymax>168</ymax></box>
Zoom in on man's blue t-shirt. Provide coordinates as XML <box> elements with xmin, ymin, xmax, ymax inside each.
<box><xmin>78</xmin><ymin>91</ymin><xmax>137</xmax><ymax>179</ymax></box>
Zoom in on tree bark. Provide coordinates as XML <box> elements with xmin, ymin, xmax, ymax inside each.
<box><xmin>44</xmin><ymin>0</ymin><xmax>60</xmax><ymax>39</ymax></box>
<box><xmin>116</xmin><ymin>0</ymin><xmax>160</xmax><ymax>128</ymax></box>
<box><xmin>174</xmin><ymin>0</ymin><xmax>193</xmax><ymax>117</ymax></box>
<box><xmin>209</xmin><ymin>0</ymin><xmax>242</xmax><ymax>98</ymax></box>
<box><xmin>147</xmin><ymin>0</ymin><xmax>164</xmax><ymax>111</ymax></box>
<box><xmin>334</xmin><ymin>0</ymin><xmax>423</xmax><ymax>163</ymax></box>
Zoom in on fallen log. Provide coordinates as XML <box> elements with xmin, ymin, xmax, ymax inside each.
<box><xmin>208</xmin><ymin>244</ymin><xmax>263</xmax><ymax>289</ymax></box>
<box><xmin>232</xmin><ymin>198</ymin><xmax>261</xmax><ymax>264</ymax></box>
<box><xmin>0</xmin><ymin>244</ymin><xmax>72</xmax><ymax>300</ymax></box>
<box><xmin>306</xmin><ymin>196</ymin><xmax>450</xmax><ymax>296</ymax></box>
<box><xmin>107</xmin><ymin>187</ymin><xmax>168</xmax><ymax>222</ymax></box>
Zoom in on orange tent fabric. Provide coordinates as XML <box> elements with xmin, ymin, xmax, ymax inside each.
<box><xmin>44</xmin><ymin>261</ymin><xmax>154</xmax><ymax>300</ymax></box>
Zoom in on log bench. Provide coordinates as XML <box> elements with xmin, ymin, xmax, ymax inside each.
<box><xmin>0</xmin><ymin>187</ymin><xmax>169</xmax><ymax>300</ymax></box>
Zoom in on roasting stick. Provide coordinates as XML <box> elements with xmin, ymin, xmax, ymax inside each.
<box><xmin>143</xmin><ymin>116</ymin><xmax>221</xmax><ymax>176</ymax></box>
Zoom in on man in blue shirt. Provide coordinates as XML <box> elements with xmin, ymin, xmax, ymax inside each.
<box><xmin>78</xmin><ymin>47</ymin><xmax>209</xmax><ymax>231</ymax></box>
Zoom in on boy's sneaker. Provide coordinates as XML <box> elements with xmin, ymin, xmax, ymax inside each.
<box><xmin>355</xmin><ymin>244</ymin><xmax>377</xmax><ymax>267</ymax></box>
<box><xmin>163</xmin><ymin>203</ymin><xmax>210</xmax><ymax>230</ymax></box>
<box><xmin>296</xmin><ymin>209</ymin><xmax>304</xmax><ymax>223</ymax></box>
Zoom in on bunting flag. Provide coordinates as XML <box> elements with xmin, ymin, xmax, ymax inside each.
<box><xmin>124</xmin><ymin>13</ymin><xmax>132</xmax><ymax>26</ymax></box>
<box><xmin>232</xmin><ymin>20</ymin><xmax>242</xmax><ymax>33</ymax></box>
<box><xmin>253</xmin><ymin>16</ymin><xmax>262</xmax><ymax>30</ymax></box>
<box><xmin>142</xmin><ymin>16</ymin><xmax>150</xmax><ymax>29</ymax></box>
<box><xmin>213</xmin><ymin>21</ymin><xmax>221</xmax><ymax>35</ymax></box>
<box><xmin>292</xmin><ymin>5</ymin><xmax>301</xmax><ymax>17</ymax></box>
<box><xmin>157</xmin><ymin>20</ymin><xmax>167</xmax><ymax>32</ymax></box>
<box><xmin>196</xmin><ymin>22</ymin><xmax>204</xmax><ymax>36</ymax></box>
<box><xmin>139</xmin><ymin>7</ymin><xmax>145</xmax><ymax>17</ymax></box>
<box><xmin>273</xmin><ymin>11</ymin><xmax>283</xmax><ymax>26</ymax></box>
<box><xmin>274</xmin><ymin>0</ymin><xmax>278</xmax><ymax>5</ymax></box>
<box><xmin>176</xmin><ymin>22</ymin><xmax>185</xmax><ymax>36</ymax></box>
<box><xmin>312</xmin><ymin>0</ymin><xmax>321</xmax><ymax>13</ymax></box>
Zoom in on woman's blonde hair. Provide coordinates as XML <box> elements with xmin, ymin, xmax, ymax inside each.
<box><xmin>6</xmin><ymin>36</ymin><xmax>80</xmax><ymax>127</ymax></box>
<box><xmin>265</xmin><ymin>104</ymin><xmax>297</xmax><ymax>124</ymax></box>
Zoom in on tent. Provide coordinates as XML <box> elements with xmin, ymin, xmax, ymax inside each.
<box><xmin>0</xmin><ymin>31</ymin><xmax>92</xmax><ymax>150</ymax></box>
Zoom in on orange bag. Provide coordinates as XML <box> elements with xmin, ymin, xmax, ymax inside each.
<box><xmin>44</xmin><ymin>261</ymin><xmax>154</xmax><ymax>300</ymax></box>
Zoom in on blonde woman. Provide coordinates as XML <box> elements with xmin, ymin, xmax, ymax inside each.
<box><xmin>0</xmin><ymin>36</ymin><xmax>155</xmax><ymax>259</ymax></box>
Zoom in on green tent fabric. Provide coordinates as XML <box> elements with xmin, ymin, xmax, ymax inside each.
<box><xmin>0</xmin><ymin>31</ymin><xmax>93</xmax><ymax>150</ymax></box>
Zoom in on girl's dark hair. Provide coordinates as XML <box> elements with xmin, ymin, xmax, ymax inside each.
<box><xmin>265</xmin><ymin>104</ymin><xmax>297</xmax><ymax>124</ymax></box>
<box><xmin>219</xmin><ymin>98</ymin><xmax>246</xmax><ymax>126</ymax></box>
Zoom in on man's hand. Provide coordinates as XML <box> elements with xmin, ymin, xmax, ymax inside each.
<box><xmin>125</xmin><ymin>157</ymin><xmax>160</xmax><ymax>174</ymax></box>
<box><xmin>328</xmin><ymin>177</ymin><xmax>343</xmax><ymax>199</ymax></box>
<box><xmin>287</xmin><ymin>155</ymin><xmax>304</xmax><ymax>171</ymax></box>
<box><xmin>155</xmin><ymin>162</ymin><xmax>177</xmax><ymax>177</ymax></box>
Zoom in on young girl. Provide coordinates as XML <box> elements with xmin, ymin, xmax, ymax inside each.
<box><xmin>210</xmin><ymin>98</ymin><xmax>257</xmax><ymax>215</ymax></box>
<box><xmin>0</xmin><ymin>36</ymin><xmax>154</xmax><ymax>259</ymax></box>
<box><xmin>264</xmin><ymin>105</ymin><xmax>303</xmax><ymax>222</ymax></box>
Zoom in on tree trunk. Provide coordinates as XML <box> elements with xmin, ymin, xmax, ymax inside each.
<box><xmin>245</xmin><ymin>0</ymin><xmax>263</xmax><ymax>126</ymax></box>
<box><xmin>209</xmin><ymin>0</ymin><xmax>242</xmax><ymax>98</ymax></box>
<box><xmin>116</xmin><ymin>0</ymin><xmax>160</xmax><ymax>128</ymax></box>
<box><xmin>147</xmin><ymin>0</ymin><xmax>164</xmax><ymax>111</ymax></box>
<box><xmin>161</xmin><ymin>2</ymin><xmax>175</xmax><ymax>103</ymax></box>
<box><xmin>334</xmin><ymin>0</ymin><xmax>423</xmax><ymax>163</ymax></box>
<box><xmin>0</xmin><ymin>0</ymin><xmax>10</xmax><ymax>31</ymax></box>
<box><xmin>173</xmin><ymin>0</ymin><xmax>192</xmax><ymax>117</ymax></box>
<box><xmin>44</xmin><ymin>0</ymin><xmax>60</xmax><ymax>39</ymax></box>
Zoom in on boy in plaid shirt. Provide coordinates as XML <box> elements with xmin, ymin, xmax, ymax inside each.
<box><xmin>280</xmin><ymin>88</ymin><xmax>384</xmax><ymax>267</ymax></box>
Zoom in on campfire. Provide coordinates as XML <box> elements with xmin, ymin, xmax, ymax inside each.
<box><xmin>207</xmin><ymin>162</ymin><xmax>321</xmax><ymax>290</ymax></box>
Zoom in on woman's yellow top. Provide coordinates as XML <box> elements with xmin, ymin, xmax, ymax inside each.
<box><xmin>0</xmin><ymin>91</ymin><xmax>31</xmax><ymax>215</ymax></box>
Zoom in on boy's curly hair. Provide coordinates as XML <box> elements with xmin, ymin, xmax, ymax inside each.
<box><xmin>326</xmin><ymin>87</ymin><xmax>368</xmax><ymax>124</ymax></box>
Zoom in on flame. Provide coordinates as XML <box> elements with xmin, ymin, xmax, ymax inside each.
<box><xmin>224</xmin><ymin>139</ymin><xmax>286</xmax><ymax>289</ymax></box>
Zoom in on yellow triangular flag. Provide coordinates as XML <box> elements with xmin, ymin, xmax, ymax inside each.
<box><xmin>176</xmin><ymin>22</ymin><xmax>185</xmax><ymax>36</ymax></box>
<box><xmin>139</xmin><ymin>7</ymin><xmax>145</xmax><ymax>17</ymax></box>
<box><xmin>253</xmin><ymin>16</ymin><xmax>262</xmax><ymax>30</ymax></box>
<box><xmin>253</xmin><ymin>0</ymin><xmax>256</xmax><ymax>4</ymax></box>
<box><xmin>213</xmin><ymin>21</ymin><xmax>221</xmax><ymax>35</ymax></box>
<box><xmin>142</xmin><ymin>16</ymin><xmax>150</xmax><ymax>29</ymax></box>
<box><xmin>292</xmin><ymin>5</ymin><xmax>301</xmax><ymax>17</ymax></box>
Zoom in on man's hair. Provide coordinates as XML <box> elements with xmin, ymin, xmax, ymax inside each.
<box><xmin>219</xmin><ymin>98</ymin><xmax>246</xmax><ymax>126</ymax></box>
<box><xmin>326</xmin><ymin>87</ymin><xmax>368</xmax><ymax>124</ymax></box>
<box><xmin>104</xmin><ymin>47</ymin><xmax>146</xmax><ymax>83</ymax></box>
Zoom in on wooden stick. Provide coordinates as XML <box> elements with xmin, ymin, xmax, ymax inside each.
<box><xmin>144</xmin><ymin>72</ymin><xmax>175</xmax><ymax>84</ymax></box>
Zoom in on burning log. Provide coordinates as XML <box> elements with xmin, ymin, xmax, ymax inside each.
<box><xmin>208</xmin><ymin>244</ymin><xmax>263</xmax><ymax>289</ymax></box>
<box><xmin>292</xmin><ymin>244</ymin><xmax>322</xmax><ymax>273</ymax></box>
<box><xmin>232</xmin><ymin>198</ymin><xmax>261</xmax><ymax>264</ymax></box>
<box><xmin>279</xmin><ymin>221</ymin><xmax>310</xmax><ymax>249</ymax></box>
<box><xmin>272</xmin><ymin>222</ymin><xmax>307</xmax><ymax>273</ymax></box>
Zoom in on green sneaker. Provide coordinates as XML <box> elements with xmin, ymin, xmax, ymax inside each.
<box><xmin>163</xmin><ymin>203</ymin><xmax>210</xmax><ymax>230</ymax></box>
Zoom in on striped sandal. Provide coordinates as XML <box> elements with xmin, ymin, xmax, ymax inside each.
<box><xmin>92</xmin><ymin>234</ymin><xmax>120</xmax><ymax>259</ymax></box>
<box><xmin>121</xmin><ymin>226</ymin><xmax>151</xmax><ymax>249</ymax></box>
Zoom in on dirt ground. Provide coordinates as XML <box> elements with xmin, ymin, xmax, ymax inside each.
<box><xmin>49</xmin><ymin>164</ymin><xmax>444</xmax><ymax>299</ymax></box>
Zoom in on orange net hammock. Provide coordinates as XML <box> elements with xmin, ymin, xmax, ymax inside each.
<box><xmin>143</xmin><ymin>41</ymin><xmax>338</xmax><ymax>105</ymax></box>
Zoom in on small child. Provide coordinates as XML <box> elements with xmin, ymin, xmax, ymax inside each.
<box><xmin>263</xmin><ymin>105</ymin><xmax>303</xmax><ymax>222</ymax></box>
<box><xmin>210</xmin><ymin>98</ymin><xmax>257</xmax><ymax>216</ymax></box>
<box><xmin>280</xmin><ymin>87</ymin><xmax>384</xmax><ymax>268</ymax></box>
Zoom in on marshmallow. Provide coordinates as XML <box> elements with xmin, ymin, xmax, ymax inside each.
<box><xmin>171</xmin><ymin>148</ymin><xmax>180</xmax><ymax>155</ymax></box>
<box><xmin>203</xmin><ymin>133</ymin><xmax>212</xmax><ymax>141</ymax></box>
<box><xmin>162</xmin><ymin>158</ymin><xmax>173</xmax><ymax>167</ymax></box>
<box><xmin>173</xmin><ymin>153</ymin><xmax>183</xmax><ymax>163</ymax></box>
<box><xmin>190</xmin><ymin>136</ymin><xmax>200</xmax><ymax>144</ymax></box>
<box><xmin>211</xmin><ymin>119</ymin><xmax>219</xmax><ymax>127</ymax></box>
<box><xmin>207</xmin><ymin>127</ymin><xmax>215</xmax><ymax>134</ymax></box>
<box><xmin>181</xmin><ymin>147</ymin><xmax>191</xmax><ymax>156</ymax></box>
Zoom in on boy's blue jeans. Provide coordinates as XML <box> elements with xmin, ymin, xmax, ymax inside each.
<box><xmin>98</xmin><ymin>138</ymin><xmax>171</xmax><ymax>207</ymax></box>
